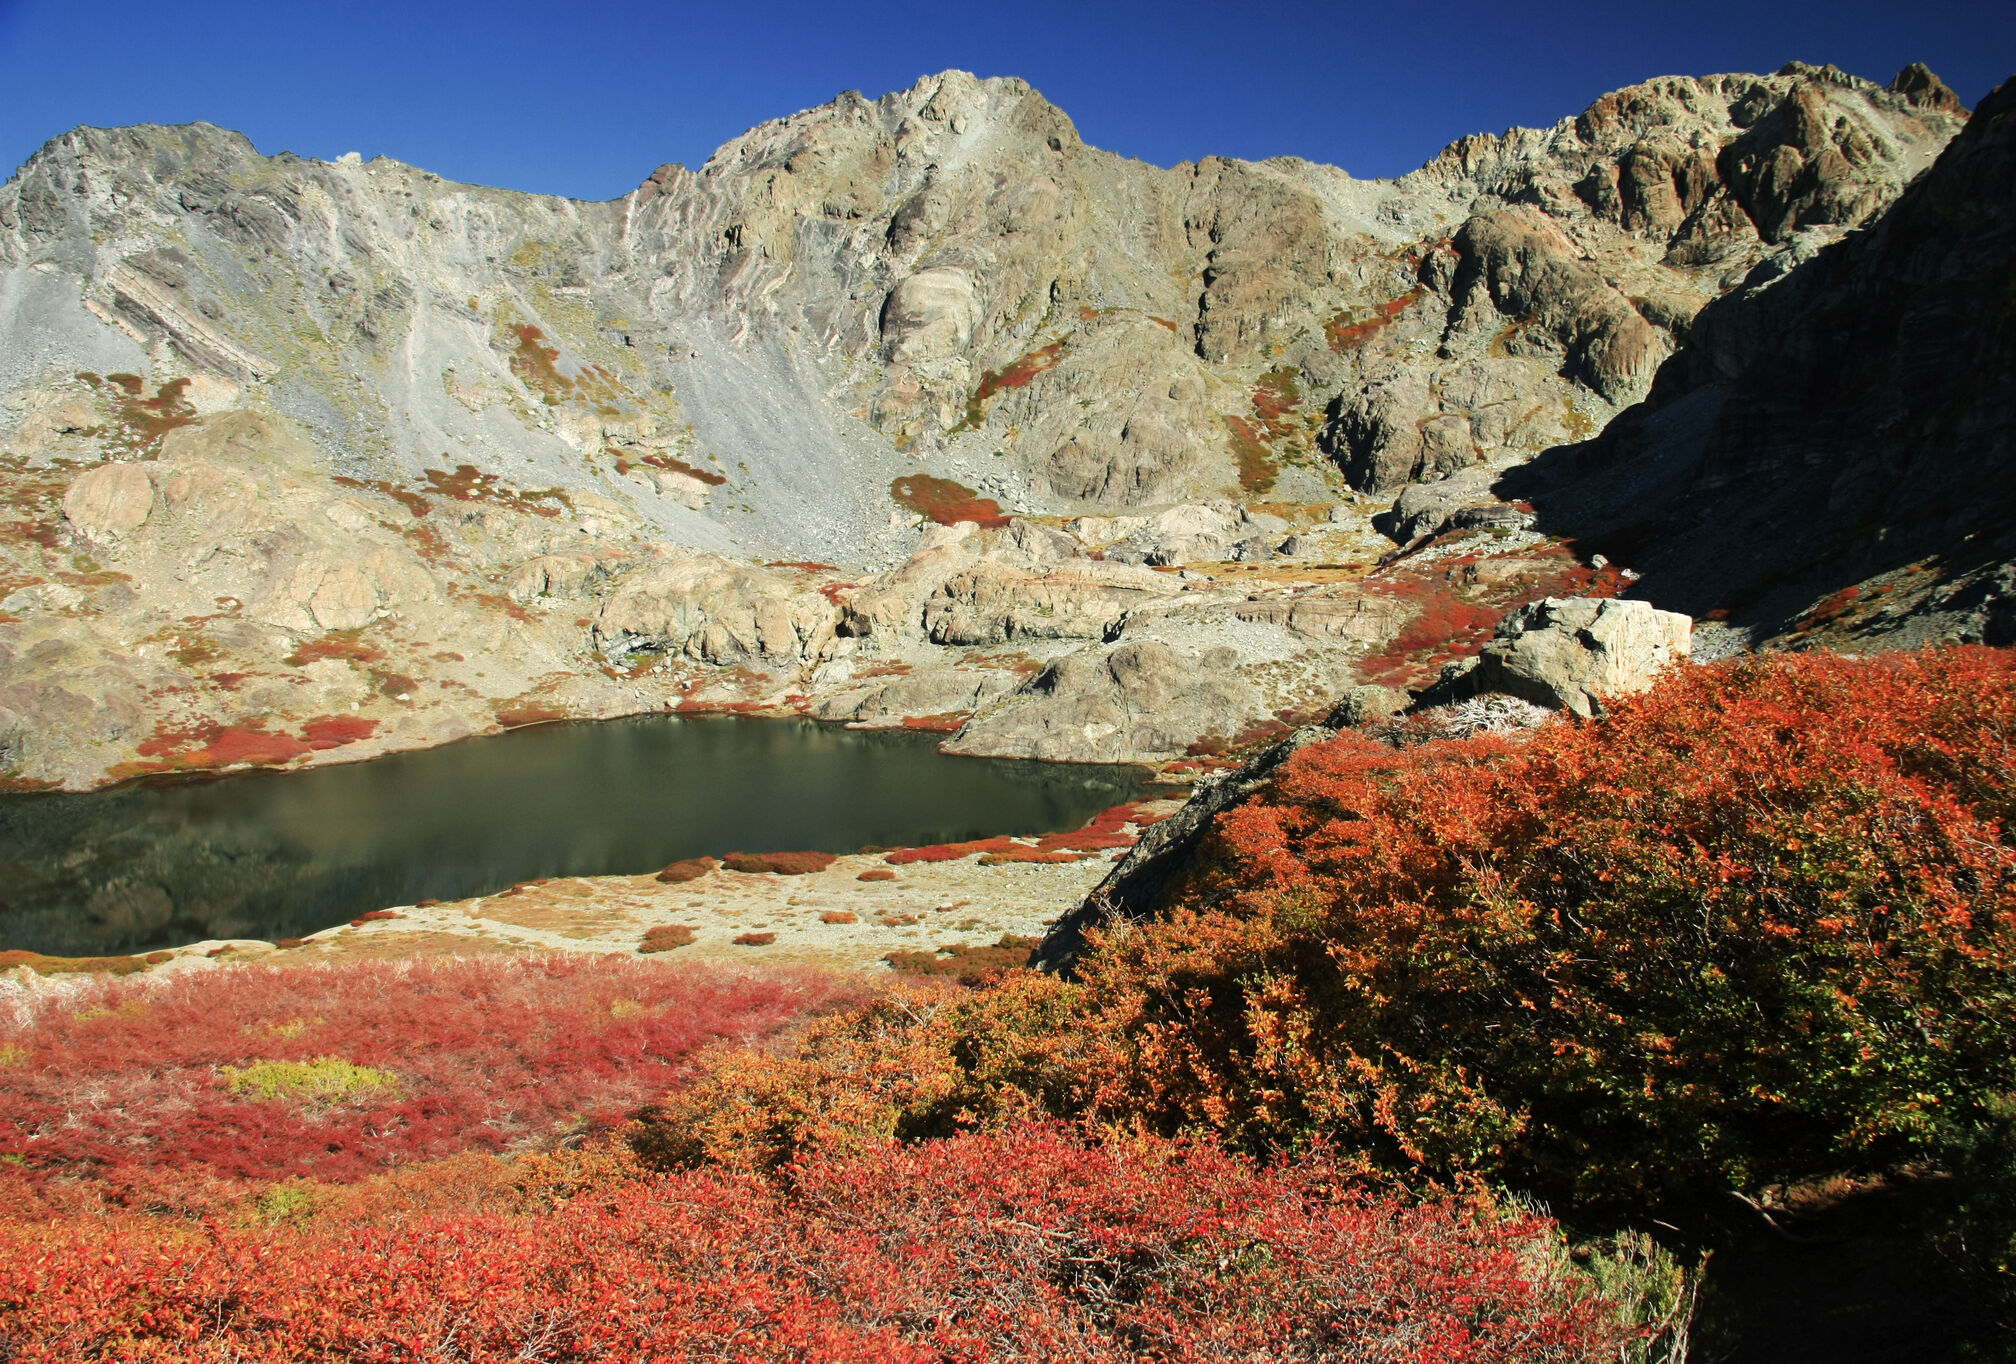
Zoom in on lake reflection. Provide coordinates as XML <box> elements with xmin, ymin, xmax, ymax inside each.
<box><xmin>0</xmin><ymin>716</ymin><xmax>1152</xmax><ymax>955</ymax></box>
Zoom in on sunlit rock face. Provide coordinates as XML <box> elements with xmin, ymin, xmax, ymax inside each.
<box><xmin>0</xmin><ymin>64</ymin><xmax>1973</xmax><ymax>785</ymax></box>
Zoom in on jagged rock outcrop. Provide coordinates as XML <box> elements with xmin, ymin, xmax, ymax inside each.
<box><xmin>1504</xmin><ymin>71</ymin><xmax>2015</xmax><ymax>646</ymax></box>
<box><xmin>946</xmin><ymin>641</ymin><xmax>1258</xmax><ymax>763</ymax></box>
<box><xmin>0</xmin><ymin>63</ymin><xmax>1983</xmax><ymax>785</ymax></box>
<box><xmin>593</xmin><ymin>556</ymin><xmax>839</xmax><ymax>666</ymax></box>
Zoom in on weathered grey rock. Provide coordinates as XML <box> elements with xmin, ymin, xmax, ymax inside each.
<box><xmin>1383</xmin><ymin>466</ymin><xmax>1499</xmax><ymax>542</ymax></box>
<box><xmin>811</xmin><ymin>668</ymin><xmax>1015</xmax><ymax>725</ymax></box>
<box><xmin>62</xmin><ymin>462</ymin><xmax>153</xmax><ymax>544</ymax></box>
<box><xmin>1474</xmin><ymin>596</ymin><xmax>1692</xmax><ymax>717</ymax></box>
<box><xmin>593</xmin><ymin>556</ymin><xmax>839</xmax><ymax>665</ymax></box>
<box><xmin>920</xmin><ymin>559</ymin><xmax>1179</xmax><ymax>645</ymax></box>
<box><xmin>1328</xmin><ymin>683</ymin><xmax>1411</xmax><ymax>727</ymax></box>
<box><xmin>948</xmin><ymin>640</ymin><xmax>1256</xmax><ymax>763</ymax></box>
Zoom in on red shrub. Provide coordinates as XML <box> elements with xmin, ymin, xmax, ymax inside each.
<box><xmin>856</xmin><ymin>869</ymin><xmax>896</xmax><ymax>883</ymax></box>
<box><xmin>883</xmin><ymin>836</ymin><xmax>1020</xmax><ymax>865</ymax></box>
<box><xmin>734</xmin><ymin>932</ymin><xmax>778</xmax><ymax>947</ymax></box>
<box><xmin>885</xmin><ymin>936</ymin><xmax>1042</xmax><ymax>985</ymax></box>
<box><xmin>639</xmin><ymin>925</ymin><xmax>696</xmax><ymax>953</ymax></box>
<box><xmin>350</xmin><ymin>909</ymin><xmax>400</xmax><ymax>926</ymax></box>
<box><xmin>821</xmin><ymin>911</ymin><xmax>860</xmax><ymax>924</ymax></box>
<box><xmin>654</xmin><ymin>856</ymin><xmax>717</xmax><ymax>883</ymax></box>
<box><xmin>0</xmin><ymin>957</ymin><xmax>861</xmax><ymax>1185</ymax></box>
<box><xmin>0</xmin><ymin>1125</ymin><xmax>1626</xmax><ymax>1363</ymax></box>
<box><xmin>1108</xmin><ymin>646</ymin><xmax>2016</xmax><ymax>1210</ymax></box>
<box><xmin>722</xmin><ymin>850</ymin><xmax>838</xmax><ymax>876</ymax></box>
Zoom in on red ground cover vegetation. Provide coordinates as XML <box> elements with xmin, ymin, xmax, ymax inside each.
<box><xmin>722</xmin><ymin>850</ymin><xmax>838</xmax><ymax>875</ymax></box>
<box><xmin>884</xmin><ymin>804</ymin><xmax>1159</xmax><ymax>867</ymax></box>
<box><xmin>653</xmin><ymin>855</ymin><xmax>716</xmax><ymax>883</ymax></box>
<box><xmin>0</xmin><ymin>957</ymin><xmax>861</xmax><ymax>1188</ymax></box>
<box><xmin>890</xmin><ymin>474</ymin><xmax>1010</xmax><ymax>529</ymax></box>
<box><xmin>0</xmin><ymin>1126</ymin><xmax>1627</xmax><ymax>1363</ymax></box>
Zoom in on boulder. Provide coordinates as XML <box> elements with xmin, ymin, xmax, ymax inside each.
<box><xmin>882</xmin><ymin>267</ymin><xmax>980</xmax><ymax>362</ymax></box>
<box><xmin>1382</xmin><ymin>467</ymin><xmax>1497</xmax><ymax>543</ymax></box>
<box><xmin>62</xmin><ymin>463</ymin><xmax>154</xmax><ymax>544</ymax></box>
<box><xmin>1474</xmin><ymin>596</ymin><xmax>1691</xmax><ymax>717</ymax></box>
<box><xmin>1328</xmin><ymin>683</ymin><xmax>1411</xmax><ymax>727</ymax></box>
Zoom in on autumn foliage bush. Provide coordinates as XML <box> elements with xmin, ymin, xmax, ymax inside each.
<box><xmin>660</xmin><ymin>648</ymin><xmax>2016</xmax><ymax>1224</ymax></box>
<box><xmin>0</xmin><ymin>1125</ymin><xmax>1629</xmax><ymax>1363</ymax></box>
<box><xmin>0</xmin><ymin>956</ymin><xmax>861</xmax><ymax>1187</ymax></box>
<box><xmin>723</xmin><ymin>849</ymin><xmax>838</xmax><ymax>875</ymax></box>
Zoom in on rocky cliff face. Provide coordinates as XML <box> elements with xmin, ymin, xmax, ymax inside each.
<box><xmin>1502</xmin><ymin>68</ymin><xmax>2014</xmax><ymax>649</ymax></box>
<box><xmin>0</xmin><ymin>63</ymin><xmax>1975</xmax><ymax>785</ymax></box>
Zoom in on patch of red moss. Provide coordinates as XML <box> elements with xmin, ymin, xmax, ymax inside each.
<box><xmin>891</xmin><ymin>475</ymin><xmax>1010</xmax><ymax>529</ymax></box>
<box><xmin>351</xmin><ymin>910</ymin><xmax>401</xmax><ymax>927</ymax></box>
<box><xmin>721</xmin><ymin>851</ymin><xmax>838</xmax><ymax>876</ymax></box>
<box><xmin>508</xmin><ymin>324</ymin><xmax>571</xmax><ymax>402</ymax></box>
<box><xmin>952</xmin><ymin>340</ymin><xmax>1069</xmax><ymax>432</ymax></box>
<box><xmin>332</xmin><ymin>475</ymin><xmax>432</xmax><ymax>519</ymax></box>
<box><xmin>77</xmin><ymin>372</ymin><xmax>196</xmax><ymax>457</ymax></box>
<box><xmin>637</xmin><ymin>452</ymin><xmax>728</xmax><ymax>487</ymax></box>
<box><xmin>1251</xmin><ymin>368</ymin><xmax>1303</xmax><ymax>442</ymax></box>
<box><xmin>654</xmin><ymin>857</ymin><xmax>717</xmax><ymax>884</ymax></box>
<box><xmin>424</xmin><ymin>465</ymin><xmax>566</xmax><ymax>518</ymax></box>
<box><xmin>1224</xmin><ymin>416</ymin><xmax>1278</xmax><ymax>496</ymax></box>
<box><xmin>899</xmin><ymin>712</ymin><xmax>967</xmax><ymax>733</ymax></box>
<box><xmin>300</xmin><ymin>715</ymin><xmax>378</xmax><ymax>750</ymax></box>
<box><xmin>286</xmin><ymin>634</ymin><xmax>386</xmax><ymax>668</ymax></box>
<box><xmin>733</xmin><ymin>932</ymin><xmax>777</xmax><ymax>947</ymax></box>
<box><xmin>884</xmin><ymin>836</ymin><xmax>1021</xmax><ymax>865</ymax></box>
<box><xmin>639</xmin><ymin>924</ymin><xmax>697</xmax><ymax>953</ymax></box>
<box><xmin>1323</xmin><ymin>288</ymin><xmax>1426</xmax><ymax>353</ymax></box>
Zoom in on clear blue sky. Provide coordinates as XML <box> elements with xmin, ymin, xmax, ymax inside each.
<box><xmin>2</xmin><ymin>0</ymin><xmax>2010</xmax><ymax>198</ymax></box>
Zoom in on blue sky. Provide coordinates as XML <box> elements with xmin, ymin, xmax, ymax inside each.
<box><xmin>1</xmin><ymin>0</ymin><xmax>2010</xmax><ymax>198</ymax></box>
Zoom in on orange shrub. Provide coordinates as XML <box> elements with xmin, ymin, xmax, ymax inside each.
<box><xmin>639</xmin><ymin>924</ymin><xmax>696</xmax><ymax>953</ymax></box>
<box><xmin>734</xmin><ymin>932</ymin><xmax>778</xmax><ymax>946</ymax></box>
<box><xmin>661</xmin><ymin>648</ymin><xmax>2016</xmax><ymax>1225</ymax></box>
<box><xmin>821</xmin><ymin>911</ymin><xmax>859</xmax><ymax>924</ymax></box>
<box><xmin>1089</xmin><ymin>646</ymin><xmax>2016</xmax><ymax>1213</ymax></box>
<box><xmin>654</xmin><ymin>856</ymin><xmax>717</xmax><ymax>882</ymax></box>
<box><xmin>856</xmin><ymin>868</ymin><xmax>896</xmax><ymax>882</ymax></box>
<box><xmin>723</xmin><ymin>850</ymin><xmax>838</xmax><ymax>875</ymax></box>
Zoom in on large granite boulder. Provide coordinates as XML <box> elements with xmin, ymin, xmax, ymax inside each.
<box><xmin>1475</xmin><ymin>596</ymin><xmax>1691</xmax><ymax>717</ymax></box>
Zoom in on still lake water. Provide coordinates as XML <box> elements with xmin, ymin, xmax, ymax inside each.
<box><xmin>0</xmin><ymin>716</ymin><xmax>1153</xmax><ymax>956</ymax></box>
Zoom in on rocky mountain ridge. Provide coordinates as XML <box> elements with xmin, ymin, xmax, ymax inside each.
<box><xmin>0</xmin><ymin>62</ymin><xmax>1979</xmax><ymax>788</ymax></box>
